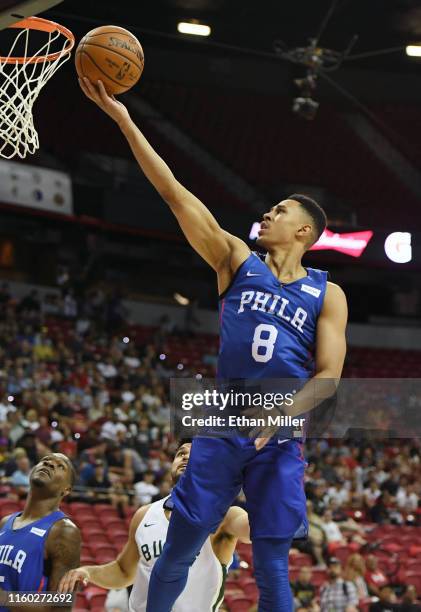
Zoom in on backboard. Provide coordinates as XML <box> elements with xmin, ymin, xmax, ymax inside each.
<box><xmin>0</xmin><ymin>0</ymin><xmax>62</xmax><ymax>30</ymax></box>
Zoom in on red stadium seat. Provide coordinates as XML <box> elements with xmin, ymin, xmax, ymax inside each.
<box><xmin>403</xmin><ymin>572</ymin><xmax>421</xmax><ymax>592</ymax></box>
<box><xmin>405</xmin><ymin>560</ymin><xmax>421</xmax><ymax>572</ymax></box>
<box><xmin>311</xmin><ymin>568</ymin><xmax>328</xmax><ymax>586</ymax></box>
<box><xmin>0</xmin><ymin>500</ymin><xmax>21</xmax><ymax>516</ymax></box>
<box><xmin>78</xmin><ymin>519</ymin><xmax>100</xmax><ymax>530</ymax></box>
<box><xmin>96</xmin><ymin>507</ymin><xmax>119</xmax><ymax>520</ymax></box>
<box><xmin>99</xmin><ymin>517</ymin><xmax>126</xmax><ymax>530</ymax></box>
<box><xmin>243</xmin><ymin>583</ymin><xmax>258</xmax><ymax>600</ymax></box>
<box><xmin>331</xmin><ymin>545</ymin><xmax>352</xmax><ymax>564</ymax></box>
<box><xmin>228</xmin><ymin>595</ymin><xmax>253</xmax><ymax>611</ymax></box>
<box><xmin>110</xmin><ymin>535</ymin><xmax>128</xmax><ymax>551</ymax></box>
<box><xmin>75</xmin><ymin>593</ymin><xmax>87</xmax><ymax>609</ymax></box>
<box><xmin>288</xmin><ymin>553</ymin><xmax>313</xmax><ymax>566</ymax></box>
<box><xmin>69</xmin><ymin>502</ymin><xmax>92</xmax><ymax>513</ymax></box>
<box><xmin>84</xmin><ymin>587</ymin><xmax>107</xmax><ymax>609</ymax></box>
<box><xmin>81</xmin><ymin>531</ymin><xmax>110</xmax><ymax>545</ymax></box>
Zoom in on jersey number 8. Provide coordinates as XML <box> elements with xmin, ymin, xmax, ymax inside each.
<box><xmin>251</xmin><ymin>324</ymin><xmax>278</xmax><ymax>363</ymax></box>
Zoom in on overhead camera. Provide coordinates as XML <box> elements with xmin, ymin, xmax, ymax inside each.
<box><xmin>292</xmin><ymin>97</ymin><xmax>319</xmax><ymax>120</ymax></box>
<box><xmin>292</xmin><ymin>71</ymin><xmax>319</xmax><ymax>120</ymax></box>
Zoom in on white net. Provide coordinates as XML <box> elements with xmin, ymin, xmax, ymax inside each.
<box><xmin>0</xmin><ymin>21</ymin><xmax>73</xmax><ymax>159</ymax></box>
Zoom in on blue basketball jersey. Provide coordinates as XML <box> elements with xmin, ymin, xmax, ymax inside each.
<box><xmin>218</xmin><ymin>253</ymin><xmax>328</xmax><ymax>380</ymax></box>
<box><xmin>0</xmin><ymin>509</ymin><xmax>66</xmax><ymax>606</ymax></box>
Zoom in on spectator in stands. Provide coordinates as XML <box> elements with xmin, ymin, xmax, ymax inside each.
<box><xmin>136</xmin><ymin>416</ymin><xmax>155</xmax><ymax>457</ymax></box>
<box><xmin>320</xmin><ymin>558</ymin><xmax>359</xmax><ymax>612</ymax></box>
<box><xmin>401</xmin><ymin>585</ymin><xmax>421</xmax><ymax>611</ymax></box>
<box><xmin>364</xmin><ymin>555</ymin><xmax>389</xmax><ymax>597</ymax></box>
<box><xmin>396</xmin><ymin>481</ymin><xmax>419</xmax><ymax>511</ymax></box>
<box><xmin>381</xmin><ymin>468</ymin><xmax>401</xmax><ymax>496</ymax></box>
<box><xmin>0</xmin><ymin>394</ymin><xmax>16</xmax><ymax>422</ymax></box>
<box><xmin>291</xmin><ymin>566</ymin><xmax>319</xmax><ymax>610</ymax></box>
<box><xmin>134</xmin><ymin>470</ymin><xmax>159</xmax><ymax>505</ymax></box>
<box><xmin>85</xmin><ymin>459</ymin><xmax>113</xmax><ymax>503</ymax></box>
<box><xmin>18</xmin><ymin>289</ymin><xmax>40</xmax><ymax>313</ymax></box>
<box><xmin>10</xmin><ymin>453</ymin><xmax>32</xmax><ymax>496</ymax></box>
<box><xmin>106</xmin><ymin>442</ymin><xmax>134</xmax><ymax>485</ymax></box>
<box><xmin>343</xmin><ymin>554</ymin><xmax>369</xmax><ymax>599</ymax></box>
<box><xmin>101</xmin><ymin>411</ymin><xmax>128</xmax><ymax>442</ymax></box>
<box><xmin>0</xmin><ymin>281</ymin><xmax>11</xmax><ymax>304</ymax></box>
<box><xmin>325</xmin><ymin>478</ymin><xmax>350</xmax><ymax>507</ymax></box>
<box><xmin>369</xmin><ymin>492</ymin><xmax>392</xmax><ymax>524</ymax></box>
<box><xmin>364</xmin><ymin>479</ymin><xmax>382</xmax><ymax>508</ymax></box>
<box><xmin>321</xmin><ymin>509</ymin><xmax>347</xmax><ymax>553</ymax></box>
<box><xmin>296</xmin><ymin>501</ymin><xmax>327</xmax><ymax>567</ymax></box>
<box><xmin>369</xmin><ymin>586</ymin><xmax>400</xmax><ymax>611</ymax></box>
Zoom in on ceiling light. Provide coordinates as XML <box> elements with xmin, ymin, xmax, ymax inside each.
<box><xmin>177</xmin><ymin>22</ymin><xmax>211</xmax><ymax>37</ymax></box>
<box><xmin>406</xmin><ymin>45</ymin><xmax>421</xmax><ymax>57</ymax></box>
<box><xmin>174</xmin><ymin>292</ymin><xmax>190</xmax><ymax>306</ymax></box>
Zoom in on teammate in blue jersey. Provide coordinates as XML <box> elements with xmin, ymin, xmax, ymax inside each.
<box><xmin>0</xmin><ymin>453</ymin><xmax>81</xmax><ymax>611</ymax></box>
<box><xmin>80</xmin><ymin>78</ymin><xmax>348</xmax><ymax>612</ymax></box>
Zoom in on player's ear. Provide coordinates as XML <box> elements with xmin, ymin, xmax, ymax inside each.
<box><xmin>297</xmin><ymin>223</ymin><xmax>312</xmax><ymax>239</ymax></box>
<box><xmin>61</xmin><ymin>486</ymin><xmax>71</xmax><ymax>498</ymax></box>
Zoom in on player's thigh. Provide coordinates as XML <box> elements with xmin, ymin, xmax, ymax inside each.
<box><xmin>172</xmin><ymin>436</ymin><xmax>244</xmax><ymax>531</ymax></box>
<box><xmin>244</xmin><ymin>440</ymin><xmax>307</xmax><ymax>539</ymax></box>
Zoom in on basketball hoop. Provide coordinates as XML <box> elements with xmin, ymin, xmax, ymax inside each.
<box><xmin>0</xmin><ymin>16</ymin><xmax>74</xmax><ymax>159</ymax></box>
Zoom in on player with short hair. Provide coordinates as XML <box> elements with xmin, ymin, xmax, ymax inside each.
<box><xmin>0</xmin><ymin>453</ymin><xmax>81</xmax><ymax>612</ymax></box>
<box><xmin>58</xmin><ymin>441</ymin><xmax>250</xmax><ymax>611</ymax></box>
<box><xmin>79</xmin><ymin>77</ymin><xmax>347</xmax><ymax>612</ymax></box>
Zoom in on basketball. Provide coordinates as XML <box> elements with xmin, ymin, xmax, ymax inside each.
<box><xmin>75</xmin><ymin>25</ymin><xmax>144</xmax><ymax>95</ymax></box>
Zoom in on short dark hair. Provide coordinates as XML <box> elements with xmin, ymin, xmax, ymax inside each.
<box><xmin>288</xmin><ymin>193</ymin><xmax>327</xmax><ymax>244</ymax></box>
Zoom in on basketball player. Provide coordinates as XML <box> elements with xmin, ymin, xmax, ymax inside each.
<box><xmin>58</xmin><ymin>441</ymin><xmax>250</xmax><ymax>611</ymax></box>
<box><xmin>0</xmin><ymin>453</ymin><xmax>81</xmax><ymax>612</ymax></box>
<box><xmin>79</xmin><ymin>77</ymin><xmax>347</xmax><ymax>612</ymax></box>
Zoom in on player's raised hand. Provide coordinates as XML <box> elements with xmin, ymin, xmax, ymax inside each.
<box><xmin>79</xmin><ymin>77</ymin><xmax>130</xmax><ymax>126</ymax></box>
<box><xmin>58</xmin><ymin>567</ymin><xmax>90</xmax><ymax>593</ymax></box>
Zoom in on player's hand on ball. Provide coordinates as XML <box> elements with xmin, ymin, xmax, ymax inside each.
<box><xmin>58</xmin><ymin>567</ymin><xmax>90</xmax><ymax>593</ymax></box>
<box><xmin>79</xmin><ymin>77</ymin><xmax>130</xmax><ymax>126</ymax></box>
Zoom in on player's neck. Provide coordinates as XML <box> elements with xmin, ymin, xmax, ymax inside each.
<box><xmin>265</xmin><ymin>248</ymin><xmax>306</xmax><ymax>282</ymax></box>
<box><xmin>21</xmin><ymin>491</ymin><xmax>60</xmax><ymax>521</ymax></box>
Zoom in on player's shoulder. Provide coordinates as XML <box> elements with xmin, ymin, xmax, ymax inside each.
<box><xmin>0</xmin><ymin>513</ymin><xmax>11</xmax><ymax>529</ymax></box>
<box><xmin>325</xmin><ymin>281</ymin><xmax>347</xmax><ymax>301</ymax></box>
<box><xmin>320</xmin><ymin>281</ymin><xmax>348</xmax><ymax>318</ymax></box>
<box><xmin>48</xmin><ymin>517</ymin><xmax>79</xmax><ymax>541</ymax></box>
<box><xmin>129</xmin><ymin>504</ymin><xmax>152</xmax><ymax>533</ymax></box>
<box><xmin>46</xmin><ymin>518</ymin><xmax>81</xmax><ymax>559</ymax></box>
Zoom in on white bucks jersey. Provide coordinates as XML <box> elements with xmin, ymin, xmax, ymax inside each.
<box><xmin>129</xmin><ymin>497</ymin><xmax>228</xmax><ymax>612</ymax></box>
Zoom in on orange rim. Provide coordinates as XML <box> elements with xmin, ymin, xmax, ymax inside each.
<box><xmin>0</xmin><ymin>16</ymin><xmax>74</xmax><ymax>64</ymax></box>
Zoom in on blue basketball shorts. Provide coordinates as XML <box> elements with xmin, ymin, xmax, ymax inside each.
<box><xmin>171</xmin><ymin>436</ymin><xmax>307</xmax><ymax>539</ymax></box>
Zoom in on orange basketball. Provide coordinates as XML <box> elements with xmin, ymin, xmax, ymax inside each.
<box><xmin>75</xmin><ymin>25</ymin><xmax>144</xmax><ymax>95</ymax></box>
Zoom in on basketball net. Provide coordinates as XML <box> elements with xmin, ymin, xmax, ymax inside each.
<box><xmin>0</xmin><ymin>16</ymin><xmax>74</xmax><ymax>159</ymax></box>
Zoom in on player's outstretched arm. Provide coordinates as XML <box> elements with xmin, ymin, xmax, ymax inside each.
<box><xmin>79</xmin><ymin>77</ymin><xmax>250</xmax><ymax>274</ymax></box>
<box><xmin>58</xmin><ymin>505</ymin><xmax>147</xmax><ymax>593</ymax></box>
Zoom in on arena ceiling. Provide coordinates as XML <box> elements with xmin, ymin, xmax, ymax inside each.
<box><xmin>50</xmin><ymin>0</ymin><xmax>421</xmax><ymax>73</ymax></box>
